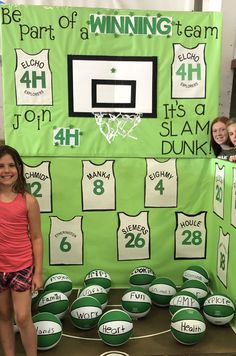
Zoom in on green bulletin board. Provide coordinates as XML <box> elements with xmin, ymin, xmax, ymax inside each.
<box><xmin>1</xmin><ymin>5</ymin><xmax>236</xmax><ymax>330</ymax></box>
<box><xmin>1</xmin><ymin>5</ymin><xmax>222</xmax><ymax>157</ymax></box>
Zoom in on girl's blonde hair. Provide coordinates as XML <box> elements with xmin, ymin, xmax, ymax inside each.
<box><xmin>226</xmin><ymin>117</ymin><xmax>236</xmax><ymax>128</ymax></box>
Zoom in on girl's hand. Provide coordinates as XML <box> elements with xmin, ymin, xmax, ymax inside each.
<box><xmin>229</xmin><ymin>155</ymin><xmax>236</xmax><ymax>162</ymax></box>
<box><xmin>31</xmin><ymin>273</ymin><xmax>43</xmax><ymax>292</ymax></box>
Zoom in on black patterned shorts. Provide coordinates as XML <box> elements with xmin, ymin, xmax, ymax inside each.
<box><xmin>0</xmin><ymin>266</ymin><xmax>33</xmax><ymax>292</ymax></box>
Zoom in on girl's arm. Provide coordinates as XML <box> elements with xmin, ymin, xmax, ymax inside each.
<box><xmin>26</xmin><ymin>193</ymin><xmax>44</xmax><ymax>292</ymax></box>
<box><xmin>229</xmin><ymin>155</ymin><xmax>236</xmax><ymax>162</ymax></box>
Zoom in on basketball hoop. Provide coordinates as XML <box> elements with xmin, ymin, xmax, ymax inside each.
<box><xmin>93</xmin><ymin>112</ymin><xmax>142</xmax><ymax>144</ymax></box>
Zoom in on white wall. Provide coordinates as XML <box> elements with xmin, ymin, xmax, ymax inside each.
<box><xmin>3</xmin><ymin>0</ymin><xmax>195</xmax><ymax>10</ymax></box>
<box><xmin>218</xmin><ymin>0</ymin><xmax>236</xmax><ymax>116</ymax></box>
<box><xmin>1</xmin><ymin>0</ymin><xmax>235</xmax><ymax>140</ymax></box>
<box><xmin>201</xmin><ymin>0</ymin><xmax>236</xmax><ymax>116</ymax></box>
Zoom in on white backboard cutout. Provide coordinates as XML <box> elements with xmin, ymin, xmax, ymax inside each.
<box><xmin>68</xmin><ymin>55</ymin><xmax>157</xmax><ymax>117</ymax></box>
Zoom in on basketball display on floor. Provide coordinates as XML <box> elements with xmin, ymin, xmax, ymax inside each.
<box><xmin>84</xmin><ymin>269</ymin><xmax>111</xmax><ymax>292</ymax></box>
<box><xmin>13</xmin><ymin>320</ymin><xmax>19</xmax><ymax>333</ymax></box>
<box><xmin>169</xmin><ymin>291</ymin><xmax>200</xmax><ymax>316</ymax></box>
<box><xmin>43</xmin><ymin>273</ymin><xmax>73</xmax><ymax>297</ymax></box>
<box><xmin>148</xmin><ymin>277</ymin><xmax>177</xmax><ymax>306</ymax></box>
<box><xmin>70</xmin><ymin>295</ymin><xmax>103</xmax><ymax>330</ymax></box>
<box><xmin>183</xmin><ymin>265</ymin><xmax>209</xmax><ymax>284</ymax></box>
<box><xmin>31</xmin><ymin>290</ymin><xmax>40</xmax><ymax>306</ymax></box>
<box><xmin>98</xmin><ymin>309</ymin><xmax>133</xmax><ymax>346</ymax></box>
<box><xmin>129</xmin><ymin>266</ymin><xmax>156</xmax><ymax>289</ymax></box>
<box><xmin>203</xmin><ymin>294</ymin><xmax>235</xmax><ymax>325</ymax></box>
<box><xmin>32</xmin><ymin>312</ymin><xmax>62</xmax><ymax>351</ymax></box>
<box><xmin>121</xmin><ymin>286</ymin><xmax>152</xmax><ymax>319</ymax></box>
<box><xmin>78</xmin><ymin>284</ymin><xmax>108</xmax><ymax>310</ymax></box>
<box><xmin>37</xmin><ymin>290</ymin><xmax>69</xmax><ymax>319</ymax></box>
<box><xmin>171</xmin><ymin>308</ymin><xmax>206</xmax><ymax>345</ymax></box>
<box><xmin>181</xmin><ymin>279</ymin><xmax>209</xmax><ymax>306</ymax></box>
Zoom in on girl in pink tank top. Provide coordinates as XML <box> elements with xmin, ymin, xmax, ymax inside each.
<box><xmin>0</xmin><ymin>145</ymin><xmax>43</xmax><ymax>356</ymax></box>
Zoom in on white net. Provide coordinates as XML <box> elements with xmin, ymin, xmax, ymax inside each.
<box><xmin>93</xmin><ymin>112</ymin><xmax>142</xmax><ymax>144</ymax></box>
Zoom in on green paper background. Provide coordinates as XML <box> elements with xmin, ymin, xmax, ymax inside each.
<box><xmin>1</xmin><ymin>5</ymin><xmax>222</xmax><ymax>158</ymax></box>
<box><xmin>1</xmin><ymin>5</ymin><xmax>235</xmax><ymax>331</ymax></box>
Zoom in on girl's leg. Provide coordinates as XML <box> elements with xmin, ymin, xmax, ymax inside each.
<box><xmin>0</xmin><ymin>289</ymin><xmax>15</xmax><ymax>356</ymax></box>
<box><xmin>11</xmin><ymin>290</ymin><xmax>37</xmax><ymax>356</ymax></box>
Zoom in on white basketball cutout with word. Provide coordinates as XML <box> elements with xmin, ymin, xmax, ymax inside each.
<box><xmin>171</xmin><ymin>308</ymin><xmax>206</xmax><ymax>345</ymax></box>
<box><xmin>181</xmin><ymin>279</ymin><xmax>208</xmax><ymax>306</ymax></box>
<box><xmin>121</xmin><ymin>287</ymin><xmax>152</xmax><ymax>319</ymax></box>
<box><xmin>32</xmin><ymin>312</ymin><xmax>62</xmax><ymax>351</ymax></box>
<box><xmin>37</xmin><ymin>290</ymin><xmax>69</xmax><ymax>319</ymax></box>
<box><xmin>43</xmin><ymin>273</ymin><xmax>72</xmax><ymax>297</ymax></box>
<box><xmin>129</xmin><ymin>266</ymin><xmax>156</xmax><ymax>289</ymax></box>
<box><xmin>203</xmin><ymin>294</ymin><xmax>235</xmax><ymax>325</ymax></box>
<box><xmin>32</xmin><ymin>290</ymin><xmax>39</xmax><ymax>307</ymax></box>
<box><xmin>70</xmin><ymin>295</ymin><xmax>103</xmax><ymax>330</ymax></box>
<box><xmin>169</xmin><ymin>291</ymin><xmax>200</xmax><ymax>316</ymax></box>
<box><xmin>84</xmin><ymin>269</ymin><xmax>111</xmax><ymax>292</ymax></box>
<box><xmin>183</xmin><ymin>265</ymin><xmax>209</xmax><ymax>284</ymax></box>
<box><xmin>98</xmin><ymin>309</ymin><xmax>133</xmax><ymax>346</ymax></box>
<box><xmin>149</xmin><ymin>277</ymin><xmax>177</xmax><ymax>306</ymax></box>
<box><xmin>78</xmin><ymin>284</ymin><xmax>108</xmax><ymax>310</ymax></box>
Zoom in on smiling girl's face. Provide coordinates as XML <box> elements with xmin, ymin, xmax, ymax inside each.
<box><xmin>228</xmin><ymin>122</ymin><xmax>236</xmax><ymax>146</ymax></box>
<box><xmin>212</xmin><ymin>121</ymin><xmax>228</xmax><ymax>146</ymax></box>
<box><xmin>0</xmin><ymin>154</ymin><xmax>18</xmax><ymax>188</ymax></box>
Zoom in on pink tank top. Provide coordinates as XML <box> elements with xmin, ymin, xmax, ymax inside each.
<box><xmin>0</xmin><ymin>193</ymin><xmax>33</xmax><ymax>272</ymax></box>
